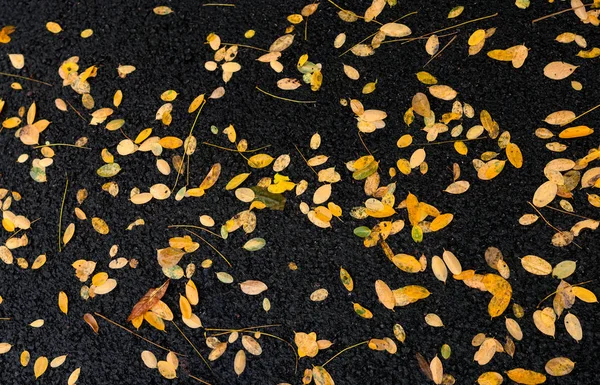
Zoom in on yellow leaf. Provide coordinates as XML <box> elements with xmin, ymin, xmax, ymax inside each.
<box><xmin>375</xmin><ymin>280</ymin><xmax>395</xmax><ymax>310</ymax></box>
<box><xmin>46</xmin><ymin>22</ymin><xmax>62</xmax><ymax>34</ymax></box>
<box><xmin>144</xmin><ymin>311</ymin><xmax>165</xmax><ymax>331</ymax></box>
<box><xmin>430</xmin><ymin>213</ymin><xmax>453</xmax><ymax>231</ymax></box>
<box><xmin>468</xmin><ymin>29</ymin><xmax>486</xmax><ymax>46</ymax></box>
<box><xmin>506</xmin><ymin>368</ymin><xmax>546</xmax><ymax>385</ymax></box>
<box><xmin>416</xmin><ymin>71</ymin><xmax>438</xmax><ymax>85</ymax></box>
<box><xmin>159</xmin><ymin>136</ymin><xmax>183</xmax><ymax>149</ymax></box>
<box><xmin>390</xmin><ymin>254</ymin><xmax>422</xmax><ymax>273</ymax></box>
<box><xmin>34</xmin><ymin>356</ymin><xmax>49</xmax><ymax>379</ymax></box>
<box><xmin>454</xmin><ymin>141</ymin><xmax>468</xmax><ymax>155</ymax></box>
<box><xmin>248</xmin><ymin>154</ymin><xmax>274</xmax><ymax>168</ymax></box>
<box><xmin>58</xmin><ymin>292</ymin><xmax>68</xmax><ymax>314</ymax></box>
<box><xmin>157</xmin><ymin>360</ymin><xmax>177</xmax><ymax>379</ymax></box>
<box><xmin>558</xmin><ymin>125</ymin><xmax>594</xmax><ymax>139</ymax></box>
<box><xmin>312</xmin><ymin>366</ymin><xmax>335</xmax><ymax>385</ymax></box>
<box><xmin>506</xmin><ymin>143</ymin><xmax>523</xmax><ymax>168</ymax></box>
<box><xmin>572</xmin><ymin>286</ymin><xmax>597</xmax><ymax>303</ymax></box>
<box><xmin>353</xmin><ymin>302</ymin><xmax>373</xmax><ymax>318</ymax></box>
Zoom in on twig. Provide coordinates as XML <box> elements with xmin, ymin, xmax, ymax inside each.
<box><xmin>532</xmin><ymin>2</ymin><xmax>593</xmax><ymax>23</ymax></box>
<box><xmin>171</xmin><ymin>321</ymin><xmax>213</xmax><ymax>375</ymax></box>
<box><xmin>203</xmin><ymin>3</ymin><xmax>235</xmax><ymax>6</ymax></box>
<box><xmin>256</xmin><ymin>86</ymin><xmax>316</xmax><ymax>104</ymax></box>
<box><xmin>259</xmin><ymin>332</ymin><xmax>299</xmax><ymax>373</ymax></box>
<box><xmin>58</xmin><ymin>174</ymin><xmax>68</xmax><ymax>252</ymax></box>
<box><xmin>384</xmin><ymin>13</ymin><xmax>498</xmax><ymax>45</ymax></box>
<box><xmin>94</xmin><ymin>312</ymin><xmax>182</xmax><ymax>354</ymax></box>
<box><xmin>357</xmin><ymin>132</ymin><xmax>373</xmax><ymax>156</ymax></box>
<box><xmin>527</xmin><ymin>201</ymin><xmax>582</xmax><ymax>249</ymax></box>
<box><xmin>424</xmin><ymin>35</ymin><xmax>457</xmax><ymax>67</ymax></box>
<box><xmin>0</xmin><ymin>71</ymin><xmax>53</xmax><ymax>86</ymax></box>
<box><xmin>189</xmin><ymin>374</ymin><xmax>213</xmax><ymax>385</ymax></box>
<box><xmin>293</xmin><ymin>144</ymin><xmax>319</xmax><ymax>177</ymax></box>
<box><xmin>204</xmin><ymin>324</ymin><xmax>282</xmax><ymax>333</ymax></box>
<box><xmin>545</xmin><ymin>205</ymin><xmax>597</xmax><ymax>221</ymax></box>
<box><xmin>65</xmin><ymin>99</ymin><xmax>87</xmax><ymax>123</ymax></box>
<box><xmin>412</xmin><ymin>137</ymin><xmax>488</xmax><ymax>147</ymax></box>
<box><xmin>339</xmin><ymin>32</ymin><xmax>378</xmax><ymax>58</ymax></box>
<box><xmin>202</xmin><ymin>142</ymin><xmax>271</xmax><ymax>153</ymax></box>
<box><xmin>34</xmin><ymin>143</ymin><xmax>91</xmax><ymax>150</ymax></box>
<box><xmin>321</xmin><ymin>340</ymin><xmax>369</xmax><ymax>367</ymax></box>
<box><xmin>217</xmin><ymin>42</ymin><xmax>269</xmax><ymax>52</ymax></box>
<box><xmin>536</xmin><ymin>280</ymin><xmax>594</xmax><ymax>308</ymax></box>
<box><xmin>561</xmin><ymin>101</ymin><xmax>600</xmax><ymax>126</ymax></box>
<box><xmin>4</xmin><ymin>217</ymin><xmax>40</xmax><ymax>243</ymax></box>
<box><xmin>173</xmin><ymin>100</ymin><xmax>206</xmax><ymax>193</ymax></box>
<box><xmin>0</xmin><ymin>317</ymin><xmax>11</xmax><ymax>320</ymax></box>
<box><xmin>305</xmin><ymin>17</ymin><xmax>309</xmax><ymax>41</ymax></box>
<box><xmin>168</xmin><ymin>224</ymin><xmax>224</xmax><ymax>239</ymax></box>
<box><xmin>183</xmin><ymin>229</ymin><xmax>232</xmax><ymax>267</ymax></box>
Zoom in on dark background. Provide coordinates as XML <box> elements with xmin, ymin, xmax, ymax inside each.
<box><xmin>0</xmin><ymin>0</ymin><xmax>599</xmax><ymax>384</ymax></box>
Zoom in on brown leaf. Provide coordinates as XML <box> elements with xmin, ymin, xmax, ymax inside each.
<box><xmin>127</xmin><ymin>280</ymin><xmax>170</xmax><ymax>321</ymax></box>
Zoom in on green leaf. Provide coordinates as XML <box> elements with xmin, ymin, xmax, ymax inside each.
<box><xmin>250</xmin><ymin>187</ymin><xmax>286</xmax><ymax>210</ymax></box>
<box><xmin>353</xmin><ymin>226</ymin><xmax>371</xmax><ymax>238</ymax></box>
<box><xmin>243</xmin><ymin>238</ymin><xmax>266</xmax><ymax>251</ymax></box>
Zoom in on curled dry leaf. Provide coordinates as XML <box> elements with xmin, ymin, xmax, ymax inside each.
<box><xmin>127</xmin><ymin>280</ymin><xmax>170</xmax><ymax>321</ymax></box>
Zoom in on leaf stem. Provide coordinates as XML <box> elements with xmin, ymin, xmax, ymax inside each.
<box><xmin>171</xmin><ymin>321</ymin><xmax>213</xmax><ymax>375</ymax></box>
<box><xmin>536</xmin><ymin>280</ymin><xmax>594</xmax><ymax>308</ymax></box>
<box><xmin>258</xmin><ymin>331</ymin><xmax>299</xmax><ymax>373</ymax></box>
<box><xmin>202</xmin><ymin>3</ymin><xmax>235</xmax><ymax>6</ymax></box>
<box><xmin>561</xmin><ymin>101</ymin><xmax>600</xmax><ymax>126</ymax></box>
<box><xmin>189</xmin><ymin>374</ymin><xmax>213</xmax><ymax>385</ymax></box>
<box><xmin>173</xmin><ymin>100</ymin><xmax>206</xmax><ymax>192</ymax></box>
<box><xmin>424</xmin><ymin>35</ymin><xmax>457</xmax><ymax>67</ymax></box>
<box><xmin>94</xmin><ymin>312</ymin><xmax>182</xmax><ymax>355</ymax></box>
<box><xmin>34</xmin><ymin>143</ymin><xmax>91</xmax><ymax>150</ymax></box>
<box><xmin>293</xmin><ymin>144</ymin><xmax>319</xmax><ymax>177</ymax></box>
<box><xmin>168</xmin><ymin>224</ymin><xmax>224</xmax><ymax>239</ymax></box>
<box><xmin>384</xmin><ymin>13</ymin><xmax>498</xmax><ymax>45</ymax></box>
<box><xmin>183</xmin><ymin>229</ymin><xmax>232</xmax><ymax>267</ymax></box>
<box><xmin>218</xmin><ymin>42</ymin><xmax>269</xmax><ymax>52</ymax></box>
<box><xmin>412</xmin><ymin>136</ymin><xmax>487</xmax><ymax>147</ymax></box>
<box><xmin>202</xmin><ymin>142</ymin><xmax>271</xmax><ymax>153</ymax></box>
<box><xmin>532</xmin><ymin>2</ymin><xmax>593</xmax><ymax>23</ymax></box>
<box><xmin>0</xmin><ymin>71</ymin><xmax>53</xmax><ymax>86</ymax></box>
<box><xmin>65</xmin><ymin>99</ymin><xmax>87</xmax><ymax>123</ymax></box>
<box><xmin>545</xmin><ymin>205</ymin><xmax>597</xmax><ymax>221</ymax></box>
<box><xmin>256</xmin><ymin>86</ymin><xmax>316</xmax><ymax>104</ymax></box>
<box><xmin>321</xmin><ymin>340</ymin><xmax>369</xmax><ymax>367</ymax></box>
<box><xmin>58</xmin><ymin>174</ymin><xmax>68</xmax><ymax>252</ymax></box>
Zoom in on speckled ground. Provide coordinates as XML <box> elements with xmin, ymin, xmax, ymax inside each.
<box><xmin>0</xmin><ymin>1</ymin><xmax>599</xmax><ymax>384</ymax></box>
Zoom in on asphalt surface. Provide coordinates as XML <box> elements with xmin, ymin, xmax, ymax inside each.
<box><xmin>0</xmin><ymin>0</ymin><xmax>599</xmax><ymax>384</ymax></box>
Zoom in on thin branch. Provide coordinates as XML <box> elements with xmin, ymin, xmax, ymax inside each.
<box><xmin>183</xmin><ymin>229</ymin><xmax>232</xmax><ymax>267</ymax></box>
<box><xmin>189</xmin><ymin>374</ymin><xmax>213</xmax><ymax>385</ymax></box>
<box><xmin>168</xmin><ymin>224</ymin><xmax>224</xmax><ymax>239</ymax></box>
<box><xmin>527</xmin><ymin>201</ymin><xmax>582</xmax><ymax>249</ymax></box>
<box><xmin>357</xmin><ymin>132</ymin><xmax>373</xmax><ymax>156</ymax></box>
<box><xmin>204</xmin><ymin>324</ymin><xmax>282</xmax><ymax>333</ymax></box>
<box><xmin>94</xmin><ymin>312</ymin><xmax>182</xmax><ymax>355</ymax></box>
<box><xmin>259</xmin><ymin>332</ymin><xmax>299</xmax><ymax>373</ymax></box>
<box><xmin>532</xmin><ymin>2</ymin><xmax>593</xmax><ymax>23</ymax></box>
<box><xmin>218</xmin><ymin>42</ymin><xmax>269</xmax><ymax>52</ymax></box>
<box><xmin>202</xmin><ymin>142</ymin><xmax>271</xmax><ymax>153</ymax></box>
<box><xmin>202</xmin><ymin>3</ymin><xmax>235</xmax><ymax>6</ymax></box>
<box><xmin>293</xmin><ymin>144</ymin><xmax>319</xmax><ymax>177</ymax></box>
<box><xmin>4</xmin><ymin>217</ymin><xmax>40</xmax><ymax>243</ymax></box>
<box><xmin>321</xmin><ymin>340</ymin><xmax>369</xmax><ymax>367</ymax></box>
<box><xmin>65</xmin><ymin>99</ymin><xmax>87</xmax><ymax>123</ymax></box>
<box><xmin>536</xmin><ymin>280</ymin><xmax>594</xmax><ymax>308</ymax></box>
<box><xmin>412</xmin><ymin>137</ymin><xmax>488</xmax><ymax>147</ymax></box>
<box><xmin>424</xmin><ymin>35</ymin><xmax>457</xmax><ymax>67</ymax></box>
<box><xmin>34</xmin><ymin>143</ymin><xmax>91</xmax><ymax>150</ymax></box>
<box><xmin>173</xmin><ymin>100</ymin><xmax>206</xmax><ymax>193</ymax></box>
<box><xmin>384</xmin><ymin>13</ymin><xmax>498</xmax><ymax>45</ymax></box>
<box><xmin>545</xmin><ymin>205</ymin><xmax>597</xmax><ymax>221</ymax></box>
<box><xmin>171</xmin><ymin>321</ymin><xmax>213</xmax><ymax>375</ymax></box>
<box><xmin>0</xmin><ymin>317</ymin><xmax>11</xmax><ymax>320</ymax></box>
<box><xmin>256</xmin><ymin>86</ymin><xmax>316</xmax><ymax>104</ymax></box>
<box><xmin>0</xmin><ymin>71</ymin><xmax>53</xmax><ymax>86</ymax></box>
<box><xmin>58</xmin><ymin>174</ymin><xmax>68</xmax><ymax>252</ymax></box>
<box><xmin>561</xmin><ymin>101</ymin><xmax>600</xmax><ymax>127</ymax></box>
